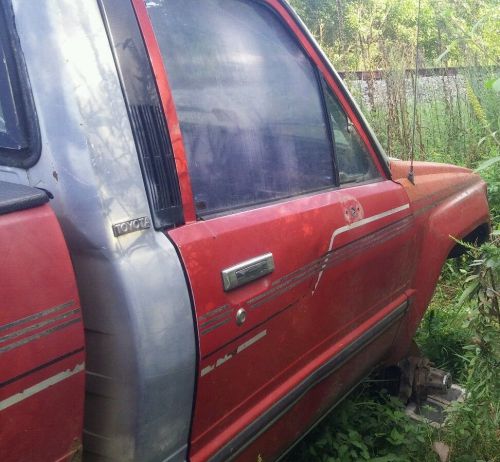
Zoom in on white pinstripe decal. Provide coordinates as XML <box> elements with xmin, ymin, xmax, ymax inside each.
<box><xmin>312</xmin><ymin>204</ymin><xmax>410</xmax><ymax>293</ymax></box>
<box><xmin>0</xmin><ymin>363</ymin><xmax>84</xmax><ymax>411</ymax></box>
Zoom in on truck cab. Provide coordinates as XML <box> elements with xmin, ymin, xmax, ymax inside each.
<box><xmin>0</xmin><ymin>1</ymin><xmax>490</xmax><ymax>461</ymax></box>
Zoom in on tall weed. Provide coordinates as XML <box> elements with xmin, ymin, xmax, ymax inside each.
<box><xmin>347</xmin><ymin>67</ymin><xmax>499</xmax><ymax>167</ymax></box>
<box><xmin>440</xmin><ymin>236</ymin><xmax>500</xmax><ymax>461</ymax></box>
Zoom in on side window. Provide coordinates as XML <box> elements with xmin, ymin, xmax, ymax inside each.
<box><xmin>0</xmin><ymin>4</ymin><xmax>38</xmax><ymax>167</ymax></box>
<box><xmin>146</xmin><ymin>0</ymin><xmax>335</xmax><ymax>215</ymax></box>
<box><xmin>322</xmin><ymin>81</ymin><xmax>380</xmax><ymax>185</ymax></box>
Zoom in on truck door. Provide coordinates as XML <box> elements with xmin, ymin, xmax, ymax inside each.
<box><xmin>139</xmin><ymin>0</ymin><xmax>416</xmax><ymax>460</ymax></box>
<box><xmin>0</xmin><ymin>184</ymin><xmax>85</xmax><ymax>462</ymax></box>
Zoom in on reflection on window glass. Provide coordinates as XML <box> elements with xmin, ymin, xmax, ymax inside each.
<box><xmin>0</xmin><ymin>101</ymin><xmax>5</xmax><ymax>133</ymax></box>
<box><xmin>323</xmin><ymin>82</ymin><xmax>379</xmax><ymax>185</ymax></box>
<box><xmin>0</xmin><ymin>44</ymin><xmax>12</xmax><ymax>137</ymax></box>
<box><xmin>147</xmin><ymin>0</ymin><xmax>334</xmax><ymax>215</ymax></box>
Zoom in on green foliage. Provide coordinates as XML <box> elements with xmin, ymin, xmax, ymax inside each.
<box><xmin>289</xmin><ymin>0</ymin><xmax>500</xmax><ymax>70</ymax></box>
<box><xmin>354</xmin><ymin>65</ymin><xmax>499</xmax><ymax>163</ymax></box>
<box><xmin>290</xmin><ymin>0</ymin><xmax>500</xmax><ymax>161</ymax></box>
<box><xmin>477</xmin><ymin>159</ymin><xmax>500</xmax><ymax>223</ymax></box>
<box><xmin>441</xmin><ymin>236</ymin><xmax>500</xmax><ymax>460</ymax></box>
<box><xmin>405</xmin><ymin>234</ymin><xmax>500</xmax><ymax>461</ymax></box>
<box><xmin>432</xmin><ymin>0</ymin><xmax>500</xmax><ymax>68</ymax></box>
<box><xmin>416</xmin><ymin>275</ymin><xmax>472</xmax><ymax>380</ymax></box>
<box><xmin>286</xmin><ymin>386</ymin><xmax>436</xmax><ymax>462</ymax></box>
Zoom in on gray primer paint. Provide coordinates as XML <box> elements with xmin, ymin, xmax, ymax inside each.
<box><xmin>11</xmin><ymin>1</ymin><xmax>196</xmax><ymax>460</ymax></box>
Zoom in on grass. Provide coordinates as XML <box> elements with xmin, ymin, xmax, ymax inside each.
<box><xmin>285</xmin><ymin>385</ymin><xmax>438</xmax><ymax>462</ymax></box>
<box><xmin>345</xmin><ymin>63</ymin><xmax>499</xmax><ymax>164</ymax></box>
<box><xmin>416</xmin><ymin>265</ymin><xmax>475</xmax><ymax>381</ymax></box>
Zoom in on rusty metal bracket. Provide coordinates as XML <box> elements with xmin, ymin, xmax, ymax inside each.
<box><xmin>398</xmin><ymin>351</ymin><xmax>452</xmax><ymax>410</ymax></box>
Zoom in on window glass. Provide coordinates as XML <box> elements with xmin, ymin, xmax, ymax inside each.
<box><xmin>0</xmin><ymin>36</ymin><xmax>23</xmax><ymax>145</ymax></box>
<box><xmin>0</xmin><ymin>6</ymin><xmax>35</xmax><ymax>166</ymax></box>
<box><xmin>322</xmin><ymin>82</ymin><xmax>379</xmax><ymax>185</ymax></box>
<box><xmin>146</xmin><ymin>0</ymin><xmax>335</xmax><ymax>215</ymax></box>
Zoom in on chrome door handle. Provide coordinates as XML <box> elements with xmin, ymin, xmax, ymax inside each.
<box><xmin>221</xmin><ymin>253</ymin><xmax>274</xmax><ymax>291</ymax></box>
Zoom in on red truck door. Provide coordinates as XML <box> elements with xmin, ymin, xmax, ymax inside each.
<box><xmin>138</xmin><ymin>0</ymin><xmax>416</xmax><ymax>460</ymax></box>
<box><xmin>0</xmin><ymin>183</ymin><xmax>84</xmax><ymax>462</ymax></box>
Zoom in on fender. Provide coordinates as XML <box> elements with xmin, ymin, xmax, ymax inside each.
<box><xmin>389</xmin><ymin>160</ymin><xmax>490</xmax><ymax>362</ymax></box>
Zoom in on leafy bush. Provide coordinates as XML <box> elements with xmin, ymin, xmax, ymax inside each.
<box><xmin>440</xmin><ymin>235</ymin><xmax>500</xmax><ymax>461</ymax></box>
<box><xmin>287</xmin><ymin>386</ymin><xmax>436</xmax><ymax>462</ymax></box>
<box><xmin>416</xmin><ymin>279</ymin><xmax>472</xmax><ymax>381</ymax></box>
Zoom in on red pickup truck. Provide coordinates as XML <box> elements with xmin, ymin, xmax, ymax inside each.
<box><xmin>0</xmin><ymin>1</ymin><xmax>490</xmax><ymax>461</ymax></box>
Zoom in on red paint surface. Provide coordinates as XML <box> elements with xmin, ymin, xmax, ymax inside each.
<box><xmin>0</xmin><ymin>205</ymin><xmax>84</xmax><ymax>462</ymax></box>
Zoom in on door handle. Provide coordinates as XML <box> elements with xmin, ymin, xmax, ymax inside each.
<box><xmin>221</xmin><ymin>253</ymin><xmax>274</xmax><ymax>291</ymax></box>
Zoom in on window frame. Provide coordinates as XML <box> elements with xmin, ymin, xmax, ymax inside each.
<box><xmin>136</xmin><ymin>0</ymin><xmax>390</xmax><ymax>223</ymax></box>
<box><xmin>319</xmin><ymin>76</ymin><xmax>382</xmax><ymax>188</ymax></box>
<box><xmin>145</xmin><ymin>0</ymin><xmax>341</xmax><ymax>219</ymax></box>
<box><xmin>274</xmin><ymin>0</ymin><xmax>391</xmax><ymax>180</ymax></box>
<box><xmin>0</xmin><ymin>0</ymin><xmax>40</xmax><ymax>168</ymax></box>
